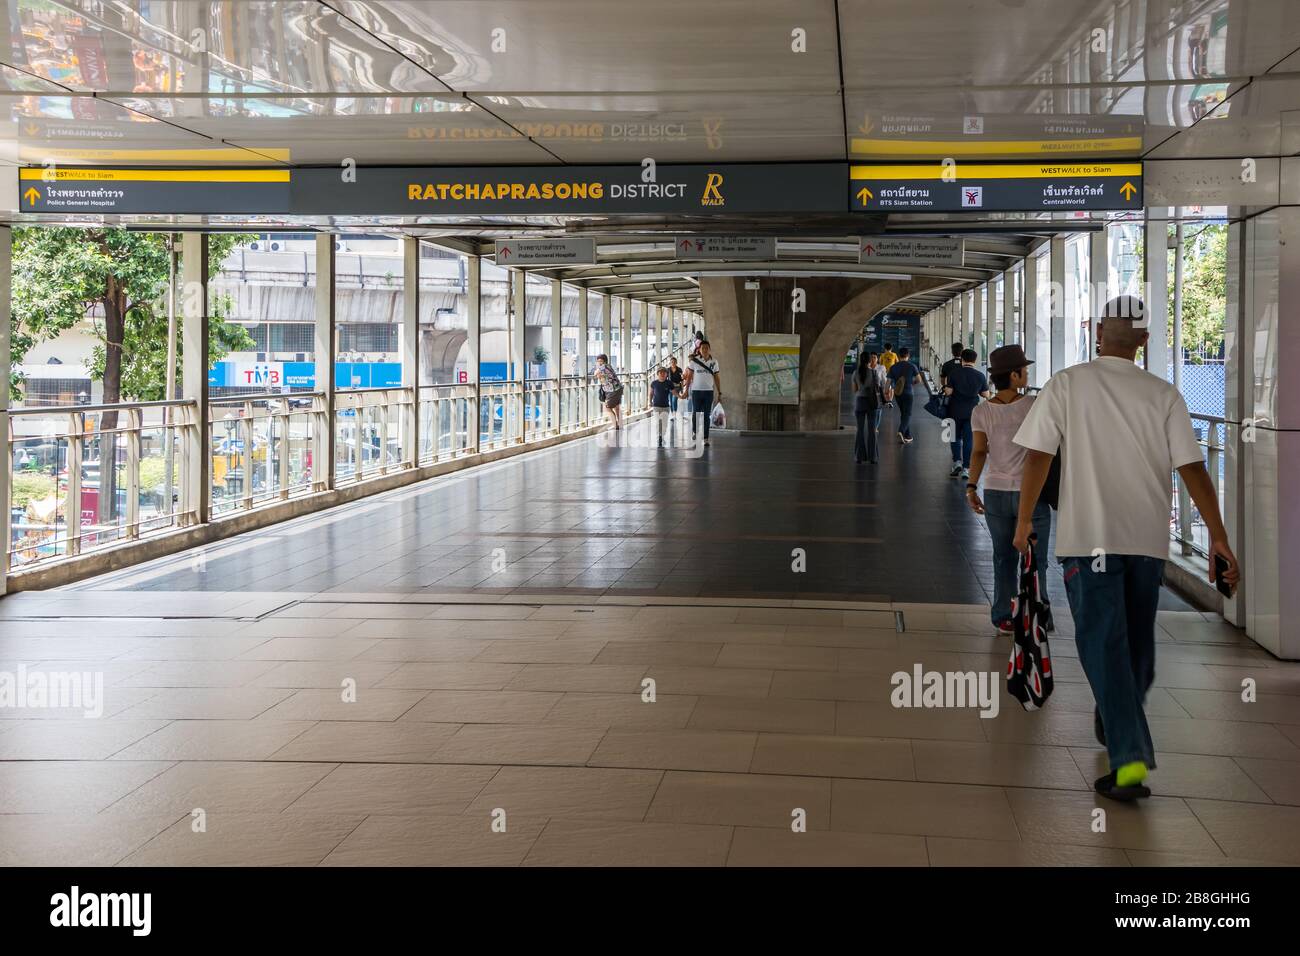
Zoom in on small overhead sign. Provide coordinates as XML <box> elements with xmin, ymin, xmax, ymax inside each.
<box><xmin>18</xmin><ymin>167</ymin><xmax>290</xmax><ymax>214</ymax></box>
<box><xmin>674</xmin><ymin>236</ymin><xmax>776</xmax><ymax>260</ymax></box>
<box><xmin>493</xmin><ymin>238</ymin><xmax>596</xmax><ymax>266</ymax></box>
<box><xmin>859</xmin><ymin>236</ymin><xmax>964</xmax><ymax>267</ymax></box>
<box><xmin>850</xmin><ymin>162</ymin><xmax>1143</xmax><ymax>213</ymax></box>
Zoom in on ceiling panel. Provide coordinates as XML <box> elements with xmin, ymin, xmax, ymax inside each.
<box><xmin>338</xmin><ymin>0</ymin><xmax>841</xmax><ymax>93</ymax></box>
<box><xmin>3</xmin><ymin>0</ymin><xmax>446</xmax><ymax>95</ymax></box>
<box><xmin>102</xmin><ymin>94</ymin><xmax>555</xmax><ymax>165</ymax></box>
<box><xmin>479</xmin><ymin>92</ymin><xmax>845</xmax><ymax>162</ymax></box>
<box><xmin>1143</xmin><ymin>74</ymin><xmax>1298</xmax><ymax>159</ymax></box>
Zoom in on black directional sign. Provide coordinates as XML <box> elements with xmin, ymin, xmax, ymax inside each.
<box><xmin>19</xmin><ymin>167</ymin><xmax>290</xmax><ymax>214</ymax></box>
<box><xmin>849</xmin><ymin>162</ymin><xmax>1143</xmax><ymax>213</ymax></box>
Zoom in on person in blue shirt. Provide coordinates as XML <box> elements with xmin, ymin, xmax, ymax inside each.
<box><xmin>887</xmin><ymin>346</ymin><xmax>922</xmax><ymax>444</ymax></box>
<box><xmin>943</xmin><ymin>348</ymin><xmax>990</xmax><ymax>478</ymax></box>
<box><xmin>648</xmin><ymin>367</ymin><xmax>674</xmax><ymax>447</ymax></box>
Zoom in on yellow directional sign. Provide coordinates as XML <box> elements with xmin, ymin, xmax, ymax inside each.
<box><xmin>1120</xmin><ymin>181</ymin><xmax>1138</xmax><ymax>200</ymax></box>
<box><xmin>23</xmin><ymin>187</ymin><xmax>39</xmax><ymax>204</ymax></box>
<box><xmin>856</xmin><ymin>186</ymin><xmax>873</xmax><ymax>203</ymax></box>
<box><xmin>849</xmin><ymin>162</ymin><xmax>1143</xmax><ymax>212</ymax></box>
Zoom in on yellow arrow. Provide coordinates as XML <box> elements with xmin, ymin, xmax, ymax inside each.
<box><xmin>857</xmin><ymin>115</ymin><xmax>874</xmax><ymax>135</ymax></box>
<box><xmin>856</xmin><ymin>186</ymin><xmax>873</xmax><ymax>205</ymax></box>
<box><xmin>23</xmin><ymin>187</ymin><xmax>40</xmax><ymax>204</ymax></box>
<box><xmin>1120</xmin><ymin>181</ymin><xmax>1137</xmax><ymax>200</ymax></box>
<box><xmin>23</xmin><ymin>123</ymin><xmax>38</xmax><ymax>136</ymax></box>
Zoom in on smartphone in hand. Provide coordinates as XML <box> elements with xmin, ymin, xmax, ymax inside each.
<box><xmin>1213</xmin><ymin>554</ymin><xmax>1234</xmax><ymax>597</ymax></box>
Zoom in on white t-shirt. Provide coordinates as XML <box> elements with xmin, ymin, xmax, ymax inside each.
<box><xmin>688</xmin><ymin>356</ymin><xmax>719</xmax><ymax>392</ymax></box>
<box><xmin>971</xmin><ymin>395</ymin><xmax>1037</xmax><ymax>492</ymax></box>
<box><xmin>1013</xmin><ymin>356</ymin><xmax>1203</xmax><ymax>560</ymax></box>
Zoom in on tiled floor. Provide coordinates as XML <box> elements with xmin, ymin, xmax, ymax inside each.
<box><xmin>3</xmin><ymin>395</ymin><xmax>1288</xmax><ymax>866</ymax></box>
<box><xmin>0</xmin><ymin>592</ymin><xmax>1296</xmax><ymax>866</ymax></box>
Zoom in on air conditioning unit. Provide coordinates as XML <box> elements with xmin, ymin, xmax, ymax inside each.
<box><xmin>269</xmin><ymin>240</ymin><xmax>283</xmax><ymax>252</ymax></box>
<box><xmin>295</xmin><ymin>353</ymin><xmax>306</xmax><ymax>362</ymax></box>
<box><xmin>248</xmin><ymin>240</ymin><xmax>262</xmax><ymax>252</ymax></box>
<box><xmin>335</xmin><ymin>240</ymin><xmax>347</xmax><ymax>252</ymax></box>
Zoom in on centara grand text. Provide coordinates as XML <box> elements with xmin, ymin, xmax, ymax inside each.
<box><xmin>405</xmin><ymin>181</ymin><xmax>688</xmax><ymax>201</ymax></box>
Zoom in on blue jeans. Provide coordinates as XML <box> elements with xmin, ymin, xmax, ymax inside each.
<box><xmin>895</xmin><ymin>392</ymin><xmax>913</xmax><ymax>439</ymax></box>
<box><xmin>1062</xmin><ymin>553</ymin><xmax>1164</xmax><ymax>771</ymax></box>
<box><xmin>853</xmin><ymin>406</ymin><xmax>882</xmax><ymax>462</ymax></box>
<box><xmin>690</xmin><ymin>389</ymin><xmax>714</xmax><ymax>439</ymax></box>
<box><xmin>983</xmin><ymin>490</ymin><xmax>1051</xmax><ymax>624</ymax></box>
<box><xmin>669</xmin><ymin>392</ymin><xmax>679</xmax><ymax>413</ymax></box>
<box><xmin>950</xmin><ymin>416</ymin><xmax>973</xmax><ymax>467</ymax></box>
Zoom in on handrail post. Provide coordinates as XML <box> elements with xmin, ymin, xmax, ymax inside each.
<box><xmin>315</xmin><ymin>233</ymin><xmax>336</xmax><ymax>492</ymax></box>
<box><xmin>278</xmin><ymin>402</ymin><xmax>290</xmax><ymax>499</ymax></box>
<box><xmin>67</xmin><ymin>411</ymin><xmax>83</xmax><ymax>557</ymax></box>
<box><xmin>181</xmin><ymin>232</ymin><xmax>210</xmax><ymax>525</ymax></box>
<box><xmin>241</xmin><ymin>401</ymin><xmax>254</xmax><ymax>510</ymax></box>
<box><xmin>0</xmin><ymin>226</ymin><xmax>11</xmax><ymax>593</ymax></box>
<box><xmin>125</xmin><ymin>407</ymin><xmax>141</xmax><ymax>539</ymax></box>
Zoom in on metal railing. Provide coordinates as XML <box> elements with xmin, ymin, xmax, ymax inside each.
<box><xmin>6</xmin><ymin>372</ymin><xmax>654</xmax><ymax>571</ymax></box>
<box><xmin>6</xmin><ymin>399</ymin><xmax>197</xmax><ymax>568</ymax></box>
<box><xmin>1172</xmin><ymin>412</ymin><xmax>1226</xmax><ymax>557</ymax></box>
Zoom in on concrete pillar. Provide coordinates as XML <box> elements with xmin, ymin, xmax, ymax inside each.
<box><xmin>974</xmin><ymin>283</ymin><xmax>987</xmax><ymax>361</ymax></box>
<box><xmin>0</xmin><ymin>227</ymin><xmax>10</xmax><ymax>593</ymax></box>
<box><xmin>401</xmin><ymin>237</ymin><xmax>420</xmax><ymax>463</ymax></box>
<box><xmin>577</xmin><ymin>289</ymin><xmax>589</xmax><ymax>379</ymax></box>
<box><xmin>1090</xmin><ymin>227</ymin><xmax>1108</xmax><ymax>360</ymax></box>
<box><xmin>183</xmin><ymin>232</ymin><xmax>212</xmax><ymax>518</ymax></box>
<box><xmin>466</xmin><ymin>256</ymin><xmax>481</xmax><ymax>384</ymax></box>
<box><xmin>549</xmin><ymin>279</ymin><xmax>563</xmax><ymax>379</ymax></box>
<box><xmin>1004</xmin><ymin>266</ymin><xmax>1018</xmax><ymax>346</ymax></box>
<box><xmin>511</xmin><ymin>269</ymin><xmax>526</xmax><ymax>384</ymax></box>
<box><xmin>1144</xmin><ymin>211</ymin><xmax>1170</xmax><ymax>377</ymax></box>
<box><xmin>636</xmin><ymin>299</ymin><xmax>647</xmax><ymax>371</ymax></box>
<box><xmin>1049</xmin><ymin>235</ymin><xmax>1066</xmax><ymax>374</ymax></box>
<box><xmin>1023</xmin><ymin>252</ymin><xmax>1042</xmax><ymax>387</ymax></box>
<box><xmin>619</xmin><ymin>297</ymin><xmax>631</xmax><ymax>373</ymax></box>
<box><xmin>312</xmin><ymin>233</ymin><xmax>334</xmax><ymax>492</ymax></box>
<box><xmin>601</xmin><ymin>292</ymin><xmax>612</xmax><ymax>364</ymax></box>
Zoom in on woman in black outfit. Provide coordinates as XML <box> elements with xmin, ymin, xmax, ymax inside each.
<box><xmin>852</xmin><ymin>352</ymin><xmax>885</xmax><ymax>464</ymax></box>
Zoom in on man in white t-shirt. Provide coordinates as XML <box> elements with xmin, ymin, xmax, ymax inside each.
<box><xmin>1012</xmin><ymin>295</ymin><xmax>1240</xmax><ymax>802</ymax></box>
<box><xmin>683</xmin><ymin>339</ymin><xmax>721</xmax><ymax>446</ymax></box>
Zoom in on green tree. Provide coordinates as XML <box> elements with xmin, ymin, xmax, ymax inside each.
<box><xmin>1178</xmin><ymin>224</ymin><xmax>1227</xmax><ymax>358</ymax></box>
<box><xmin>10</xmin><ymin>228</ymin><xmax>254</xmax><ymax>520</ymax></box>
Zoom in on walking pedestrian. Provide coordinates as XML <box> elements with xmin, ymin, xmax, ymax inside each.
<box><xmin>944</xmin><ymin>348</ymin><xmax>989</xmax><ymax>478</ymax></box>
<box><xmin>649</xmin><ymin>366</ymin><xmax>673</xmax><ymax>447</ymax></box>
<box><xmin>852</xmin><ymin>351</ymin><xmax>886</xmax><ymax>464</ymax></box>
<box><xmin>1013</xmin><ymin>296</ymin><xmax>1240</xmax><ymax>801</ymax></box>
<box><xmin>888</xmin><ymin>346</ymin><xmax>921</xmax><ymax>444</ymax></box>
<box><xmin>965</xmin><ymin>344</ymin><xmax>1054</xmax><ymax>634</ymax></box>
<box><xmin>593</xmin><ymin>354</ymin><xmax>623</xmax><ymax>431</ymax></box>
<box><xmin>682</xmin><ymin>340</ymin><xmax>721</xmax><ymax>446</ymax></box>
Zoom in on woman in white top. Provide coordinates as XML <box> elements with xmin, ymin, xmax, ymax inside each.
<box><xmin>682</xmin><ymin>339</ymin><xmax>721</xmax><ymax>445</ymax></box>
<box><xmin>966</xmin><ymin>344</ymin><xmax>1054</xmax><ymax>633</ymax></box>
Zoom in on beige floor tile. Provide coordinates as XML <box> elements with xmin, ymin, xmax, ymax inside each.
<box><xmin>323</xmin><ymin>812</ymin><xmax>546</xmax><ymax>865</ymax></box>
<box><xmin>543</xmin><ymin>692</ymin><xmax>696</xmax><ymax>730</ymax></box>
<box><xmin>646</xmin><ymin>770</ymin><xmax>831</xmax><ymax>829</ymax></box>
<box><xmin>0</xmin><ymin>761</ymin><xmax>172</xmax><ymax>813</ymax></box>
<box><xmin>523</xmin><ymin>819</ymin><xmax>732</xmax><ymax>866</ymax></box>
<box><xmin>1234</xmin><ymin>756</ymin><xmax>1300</xmax><ymax>804</ymax></box>
<box><xmin>429</xmin><ymin>604</ymin><xmax>538</xmax><ymax>621</ymax></box>
<box><xmin>117</xmin><ymin>687</ymin><xmax>293</xmax><ymax>720</ymax></box>
<box><xmin>349</xmin><ymin>619</ymin><xmax>567</xmax><ymax>640</ymax></box>
<box><xmin>837</xmin><ymin>647</ymin><xmax>967</xmax><ymax>676</ymax></box>
<box><xmin>1151</xmin><ymin>661</ymin><xmax>1240</xmax><ymax>691</ymax></box>
<box><xmin>735</xmin><ymin>607</ymin><xmax>844</xmax><ymax>627</ymax></box>
<box><xmin>1168</xmin><ymin>687</ymin><xmax>1300</xmax><ymax>725</ymax></box>
<box><xmin>769</xmin><ymin>671</ymin><xmax>889</xmax><ymax>702</ymax></box>
<box><xmin>236</xmin><ymin>637</ymin><xmax>380</xmax><ymax>661</ymax></box>
<box><xmin>1042</xmin><ymin>682</ymin><xmax>1188</xmax><ymax>718</ymax></box>
<box><xmin>913</xmin><ymin>740</ymin><xmax>1088</xmax><ymax>790</ymax></box>
<box><xmin>643</xmin><ymin>665</ymin><xmax>773</xmax><ymax>698</ymax></box>
<box><xmin>238</xmin><ymin>618</ymin><xmax>364</xmax><ymax>638</ymax></box>
<box><xmin>378</xmin><ymin>662</ymin><xmax>525</xmax><ymax>690</ymax></box>
<box><xmin>114</xmin><ymin>637</ymin><xmax>271</xmax><ymax>661</ymax></box>
<box><xmin>1186</xmin><ymin>799</ymin><xmax>1300</xmax><ymax>863</ymax></box>
<box><xmin>1005</xmin><ymin>788</ymin><xmax>1220</xmax><ymax>854</ymax></box>
<box><xmin>121</xmin><ymin>811</ymin><xmax>364</xmax><ymax>866</ymax></box>
<box><xmin>927</xmin><ymin>836</ymin><xmax>1129</xmax><ymax>866</ymax></box>
<box><xmin>1069</xmin><ymin>748</ymin><xmax>1272</xmax><ymax>803</ymax></box>
<box><xmin>726</xmin><ymin>826</ymin><xmax>927</xmax><ymax>866</ymax></box>
<box><xmin>982</xmin><ymin>706</ymin><xmax>1109</xmax><ymax>748</ymax></box>
<box><xmin>402</xmin><ymin>690</ymin><xmax>562</xmax><ymax>724</ymax></box>
<box><xmin>1145</xmin><ymin>715</ymin><xmax>1300</xmax><ymax>760</ymax></box>
<box><xmin>432</xmin><ymin>724</ymin><xmax>605</xmax><ymax>766</ymax></box>
<box><xmin>634</xmin><ymin>606</ymin><xmax>739</xmax><ymax>625</ymax></box>
<box><xmin>1125</xmin><ymin>849</ymin><xmax>1285</xmax><ymax>866</ymax></box>
<box><xmin>269</xmin><ymin>721</ymin><xmax>461</xmax><ymax>762</ymax></box>
<box><xmin>0</xmin><ymin>810</ymin><xmax>182</xmax><ymax>866</ymax></box>
<box><xmin>467</xmin><ymin>766</ymin><xmax>663</xmax><ymax>821</ymax></box>
<box><xmin>831</xmin><ymin>779</ymin><xmax>1020</xmax><ymax>841</ymax></box>
<box><xmin>247</xmin><ymin>661</ymin><xmax>403</xmax><ymax>688</ymax></box>
<box><xmin>837</xmin><ymin>700</ymin><xmax>987</xmax><ymax>742</ymax></box>
<box><xmin>689</xmin><ymin>695</ymin><xmax>835</xmax><ymax>734</ymax></box>
<box><xmin>111</xmin><ymin>720</ymin><xmax>315</xmax><ymax>761</ymax></box>
<box><xmin>781</xmin><ymin>627</ymin><xmax>899</xmax><ymax>649</ymax></box>
<box><xmin>1204</xmin><ymin>664</ymin><xmax>1300</xmax><ymax>697</ymax></box>
<box><xmin>288</xmin><ymin>763</ymin><xmax>498</xmax><ymax>815</ymax></box>
<box><xmin>528</xmin><ymin>605</ymin><xmax>642</xmax><ymax>622</ymax></box>
<box><xmin>505</xmin><ymin>663</ymin><xmax>647</xmax><ymax>693</ymax></box>
<box><xmin>472</xmin><ymin>639</ymin><xmax>608</xmax><ymax>664</ymax></box>
<box><xmin>109</xmin><ymin>760</ymin><xmax>336</xmax><ymax>815</ymax></box>
<box><xmin>257</xmin><ymin>688</ymin><xmax>428</xmax><ymax>722</ymax></box>
<box><xmin>589</xmin><ymin>729</ymin><xmax>756</xmax><ymax>773</ymax></box>
<box><xmin>750</xmin><ymin>733</ymin><xmax>914</xmax><ymax>781</ymax></box>
<box><xmin>715</xmin><ymin>644</ymin><xmax>838</xmax><ymax>672</ymax></box>
<box><xmin>116</xmin><ymin>660</ymin><xmax>281</xmax><ymax>688</ymax></box>
<box><xmin>355</xmin><ymin>638</ymin><xmax>494</xmax><ymax>663</ymax></box>
<box><xmin>593</xmin><ymin>641</ymin><xmax>723</xmax><ymax>666</ymax></box>
<box><xmin>0</xmin><ymin>719</ymin><xmax>168</xmax><ymax>760</ymax></box>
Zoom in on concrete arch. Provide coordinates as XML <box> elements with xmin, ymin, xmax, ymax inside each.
<box><xmin>801</xmin><ymin>276</ymin><xmax>959</xmax><ymax>431</ymax></box>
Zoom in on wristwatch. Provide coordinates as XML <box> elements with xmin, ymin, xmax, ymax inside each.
<box><xmin>965</xmin><ymin>483</ymin><xmax>978</xmax><ymax>492</ymax></box>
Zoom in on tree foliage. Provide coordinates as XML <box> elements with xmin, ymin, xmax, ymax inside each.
<box><xmin>9</xmin><ymin>228</ymin><xmax>254</xmax><ymax>402</ymax></box>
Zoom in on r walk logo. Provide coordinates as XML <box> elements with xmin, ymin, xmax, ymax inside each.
<box><xmin>701</xmin><ymin>172</ymin><xmax>725</xmax><ymax>206</ymax></box>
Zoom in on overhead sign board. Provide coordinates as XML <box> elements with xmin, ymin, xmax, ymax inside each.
<box><xmin>849</xmin><ymin>113</ymin><xmax>1143</xmax><ymax>159</ymax></box>
<box><xmin>858</xmin><ymin>236</ymin><xmax>964</xmax><ymax>267</ymax></box>
<box><xmin>494</xmin><ymin>238</ymin><xmax>596</xmax><ymax>266</ymax></box>
<box><xmin>20</xmin><ymin>163</ymin><xmax>848</xmax><ymax>217</ymax></box>
<box><xmin>19</xmin><ymin>167</ymin><xmax>290</xmax><ymax>214</ymax></box>
<box><xmin>850</xmin><ymin>162</ymin><xmax>1143</xmax><ymax>213</ymax></box>
<box><xmin>674</xmin><ymin>236</ymin><xmax>776</xmax><ymax>260</ymax></box>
